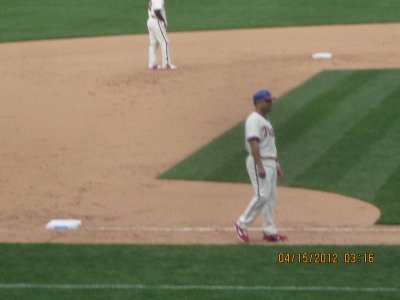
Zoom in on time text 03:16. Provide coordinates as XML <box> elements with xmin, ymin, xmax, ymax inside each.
<box><xmin>277</xmin><ymin>252</ymin><xmax>375</xmax><ymax>264</ymax></box>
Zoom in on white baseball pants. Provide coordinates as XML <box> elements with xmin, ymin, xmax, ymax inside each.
<box><xmin>238</xmin><ymin>155</ymin><xmax>278</xmax><ymax>235</ymax></box>
<box><xmin>147</xmin><ymin>17</ymin><xmax>171</xmax><ymax>68</ymax></box>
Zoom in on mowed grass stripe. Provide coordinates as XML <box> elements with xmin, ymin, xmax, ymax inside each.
<box><xmin>0</xmin><ymin>283</ymin><xmax>398</xmax><ymax>293</ymax></box>
<box><xmin>329</xmin><ymin>116</ymin><xmax>400</xmax><ymax>213</ymax></box>
<box><xmin>263</xmin><ymin>71</ymin><xmax>357</xmax><ymax>126</ymax></box>
<box><xmin>0</xmin><ymin>244</ymin><xmax>399</xmax><ymax>285</ymax></box>
<box><xmin>0</xmin><ymin>244</ymin><xmax>399</xmax><ymax>300</ymax></box>
<box><xmin>277</xmin><ymin>70</ymin><xmax>399</xmax><ymax>183</ymax></box>
<box><xmin>2</xmin><ymin>0</ymin><xmax>400</xmax><ymax>42</ymax></box>
<box><xmin>275</xmin><ymin>70</ymin><xmax>378</xmax><ymax>150</ymax></box>
<box><xmin>373</xmin><ymin>163</ymin><xmax>400</xmax><ymax>224</ymax></box>
<box><xmin>292</xmin><ymin>84</ymin><xmax>400</xmax><ymax>191</ymax></box>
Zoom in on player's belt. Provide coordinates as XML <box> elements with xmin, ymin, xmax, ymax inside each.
<box><xmin>261</xmin><ymin>156</ymin><xmax>276</xmax><ymax>160</ymax></box>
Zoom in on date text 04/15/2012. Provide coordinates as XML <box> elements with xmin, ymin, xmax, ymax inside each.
<box><xmin>276</xmin><ymin>252</ymin><xmax>375</xmax><ymax>264</ymax></box>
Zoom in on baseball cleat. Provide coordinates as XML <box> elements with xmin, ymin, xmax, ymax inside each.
<box><xmin>162</xmin><ymin>64</ymin><xmax>177</xmax><ymax>70</ymax></box>
<box><xmin>234</xmin><ymin>222</ymin><xmax>250</xmax><ymax>243</ymax></box>
<box><xmin>263</xmin><ymin>233</ymin><xmax>288</xmax><ymax>242</ymax></box>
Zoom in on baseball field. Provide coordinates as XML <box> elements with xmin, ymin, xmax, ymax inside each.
<box><xmin>1</xmin><ymin>0</ymin><xmax>400</xmax><ymax>299</ymax></box>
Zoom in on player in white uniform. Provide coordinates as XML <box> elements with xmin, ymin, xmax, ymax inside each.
<box><xmin>147</xmin><ymin>0</ymin><xmax>177</xmax><ymax>70</ymax></box>
<box><xmin>234</xmin><ymin>89</ymin><xmax>287</xmax><ymax>243</ymax></box>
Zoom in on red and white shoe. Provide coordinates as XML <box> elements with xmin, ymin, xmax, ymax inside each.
<box><xmin>162</xmin><ymin>64</ymin><xmax>177</xmax><ymax>70</ymax></box>
<box><xmin>263</xmin><ymin>233</ymin><xmax>288</xmax><ymax>242</ymax></box>
<box><xmin>234</xmin><ymin>222</ymin><xmax>249</xmax><ymax>243</ymax></box>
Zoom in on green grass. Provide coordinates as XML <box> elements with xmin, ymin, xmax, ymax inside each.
<box><xmin>0</xmin><ymin>244</ymin><xmax>399</xmax><ymax>299</ymax></box>
<box><xmin>1</xmin><ymin>0</ymin><xmax>400</xmax><ymax>42</ymax></box>
<box><xmin>0</xmin><ymin>0</ymin><xmax>145</xmax><ymax>42</ymax></box>
<box><xmin>160</xmin><ymin>69</ymin><xmax>400</xmax><ymax>224</ymax></box>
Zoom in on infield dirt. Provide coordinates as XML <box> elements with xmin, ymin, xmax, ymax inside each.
<box><xmin>1</xmin><ymin>24</ymin><xmax>399</xmax><ymax>244</ymax></box>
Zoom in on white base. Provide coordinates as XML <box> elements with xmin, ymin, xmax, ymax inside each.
<box><xmin>312</xmin><ymin>52</ymin><xmax>333</xmax><ymax>59</ymax></box>
<box><xmin>46</xmin><ymin>219</ymin><xmax>82</xmax><ymax>230</ymax></box>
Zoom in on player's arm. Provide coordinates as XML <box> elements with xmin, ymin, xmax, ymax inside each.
<box><xmin>248</xmin><ymin>138</ymin><xmax>266</xmax><ymax>178</ymax></box>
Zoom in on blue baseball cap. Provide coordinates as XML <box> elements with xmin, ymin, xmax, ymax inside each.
<box><xmin>253</xmin><ymin>89</ymin><xmax>275</xmax><ymax>104</ymax></box>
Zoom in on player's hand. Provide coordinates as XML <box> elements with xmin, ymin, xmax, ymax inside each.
<box><xmin>258</xmin><ymin>166</ymin><xmax>266</xmax><ymax>178</ymax></box>
<box><xmin>277</xmin><ymin>164</ymin><xmax>284</xmax><ymax>179</ymax></box>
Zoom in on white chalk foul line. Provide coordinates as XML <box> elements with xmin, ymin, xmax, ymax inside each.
<box><xmin>84</xmin><ymin>226</ymin><xmax>400</xmax><ymax>233</ymax></box>
<box><xmin>0</xmin><ymin>283</ymin><xmax>398</xmax><ymax>293</ymax></box>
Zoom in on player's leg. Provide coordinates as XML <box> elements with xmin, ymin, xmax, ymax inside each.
<box><xmin>262</xmin><ymin>165</ymin><xmax>287</xmax><ymax>241</ymax></box>
<box><xmin>147</xmin><ymin>19</ymin><xmax>159</xmax><ymax>69</ymax></box>
<box><xmin>154</xmin><ymin>21</ymin><xmax>176</xmax><ymax>69</ymax></box>
<box><xmin>262</xmin><ymin>166</ymin><xmax>277</xmax><ymax>235</ymax></box>
<box><xmin>237</xmin><ymin>156</ymin><xmax>267</xmax><ymax>228</ymax></box>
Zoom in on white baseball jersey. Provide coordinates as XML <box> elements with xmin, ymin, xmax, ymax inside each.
<box><xmin>148</xmin><ymin>0</ymin><xmax>167</xmax><ymax>23</ymax></box>
<box><xmin>245</xmin><ymin>111</ymin><xmax>277</xmax><ymax>158</ymax></box>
